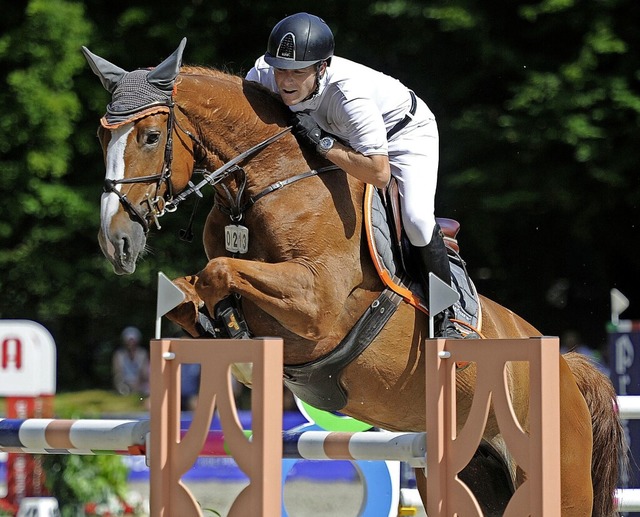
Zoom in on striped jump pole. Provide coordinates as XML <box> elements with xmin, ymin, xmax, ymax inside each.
<box><xmin>4</xmin><ymin>394</ymin><xmax>640</xmax><ymax>456</ymax></box>
<box><xmin>0</xmin><ymin>418</ymin><xmax>426</xmax><ymax>466</ymax></box>
<box><xmin>4</xmin><ymin>406</ymin><xmax>640</xmax><ymax>511</ymax></box>
<box><xmin>282</xmin><ymin>430</ymin><xmax>426</xmax><ymax>466</ymax></box>
<box><xmin>0</xmin><ymin>418</ymin><xmax>149</xmax><ymax>456</ymax></box>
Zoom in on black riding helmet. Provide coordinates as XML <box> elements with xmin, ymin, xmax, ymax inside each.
<box><xmin>265</xmin><ymin>13</ymin><xmax>334</xmax><ymax>70</ymax></box>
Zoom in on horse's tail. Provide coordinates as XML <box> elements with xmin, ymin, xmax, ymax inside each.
<box><xmin>564</xmin><ymin>351</ymin><xmax>628</xmax><ymax>517</ymax></box>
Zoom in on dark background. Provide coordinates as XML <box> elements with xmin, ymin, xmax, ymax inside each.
<box><xmin>1</xmin><ymin>0</ymin><xmax>638</xmax><ymax>390</ymax></box>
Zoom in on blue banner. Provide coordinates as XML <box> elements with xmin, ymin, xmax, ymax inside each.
<box><xmin>609</xmin><ymin>322</ymin><xmax>640</xmax><ymax>517</ymax></box>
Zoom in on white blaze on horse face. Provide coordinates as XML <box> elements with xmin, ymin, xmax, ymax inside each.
<box><xmin>101</xmin><ymin>123</ymin><xmax>134</xmax><ymax>252</ymax></box>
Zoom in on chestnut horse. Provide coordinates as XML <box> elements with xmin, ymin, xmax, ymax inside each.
<box><xmin>84</xmin><ymin>40</ymin><xmax>624</xmax><ymax>515</ymax></box>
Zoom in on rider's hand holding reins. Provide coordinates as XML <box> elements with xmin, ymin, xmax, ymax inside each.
<box><xmin>292</xmin><ymin>112</ymin><xmax>324</xmax><ymax>146</ymax></box>
<box><xmin>292</xmin><ymin>112</ymin><xmax>390</xmax><ymax>189</ymax></box>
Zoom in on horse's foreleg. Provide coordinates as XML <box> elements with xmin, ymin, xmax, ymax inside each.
<box><xmin>165</xmin><ymin>275</ymin><xmax>205</xmax><ymax>337</ymax></box>
<box><xmin>195</xmin><ymin>257</ymin><xmax>344</xmax><ymax>340</ymax></box>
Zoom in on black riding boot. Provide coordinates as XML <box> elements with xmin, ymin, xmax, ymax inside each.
<box><xmin>415</xmin><ymin>224</ymin><xmax>465</xmax><ymax>339</ymax></box>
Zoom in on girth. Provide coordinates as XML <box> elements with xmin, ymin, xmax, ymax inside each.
<box><xmin>282</xmin><ymin>288</ymin><xmax>402</xmax><ymax>412</ymax></box>
<box><xmin>195</xmin><ymin>288</ymin><xmax>402</xmax><ymax>412</ymax></box>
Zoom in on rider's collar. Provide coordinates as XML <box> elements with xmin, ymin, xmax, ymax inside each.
<box><xmin>288</xmin><ymin>70</ymin><xmax>329</xmax><ymax>113</ymax></box>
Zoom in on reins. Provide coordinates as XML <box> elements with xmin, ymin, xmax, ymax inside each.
<box><xmin>165</xmin><ymin>123</ymin><xmax>295</xmax><ymax>213</ymax></box>
<box><xmin>214</xmin><ymin>165</ymin><xmax>340</xmax><ymax>222</ymax></box>
<box><xmin>104</xmin><ymin>91</ymin><xmax>343</xmax><ymax>240</ymax></box>
<box><xmin>103</xmin><ymin>99</ymin><xmax>303</xmax><ymax>233</ymax></box>
<box><xmin>167</xmin><ymin>120</ymin><xmax>330</xmax><ymax>240</ymax></box>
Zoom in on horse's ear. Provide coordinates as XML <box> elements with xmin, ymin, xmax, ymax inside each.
<box><xmin>147</xmin><ymin>38</ymin><xmax>187</xmax><ymax>94</ymax></box>
<box><xmin>82</xmin><ymin>46</ymin><xmax>128</xmax><ymax>93</ymax></box>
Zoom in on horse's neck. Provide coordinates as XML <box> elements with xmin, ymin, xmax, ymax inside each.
<box><xmin>176</xmin><ymin>73</ymin><xmax>299</xmax><ymax>181</ymax></box>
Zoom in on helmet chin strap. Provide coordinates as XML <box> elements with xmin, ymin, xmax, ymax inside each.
<box><xmin>303</xmin><ymin>61</ymin><xmax>327</xmax><ymax>102</ymax></box>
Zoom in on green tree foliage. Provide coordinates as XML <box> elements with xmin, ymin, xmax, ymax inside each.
<box><xmin>0</xmin><ymin>0</ymin><xmax>92</xmax><ymax>290</ymax></box>
<box><xmin>0</xmin><ymin>0</ymin><xmax>638</xmax><ymax>390</ymax></box>
<box><xmin>44</xmin><ymin>453</ymin><xmax>136</xmax><ymax>516</ymax></box>
<box><xmin>436</xmin><ymin>0</ymin><xmax>640</xmax><ymax>335</ymax></box>
<box><xmin>0</xmin><ymin>1</ymin><xmax>103</xmax><ymax>386</ymax></box>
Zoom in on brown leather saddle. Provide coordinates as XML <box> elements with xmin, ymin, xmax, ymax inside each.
<box><xmin>364</xmin><ymin>179</ymin><xmax>481</xmax><ymax>330</ymax></box>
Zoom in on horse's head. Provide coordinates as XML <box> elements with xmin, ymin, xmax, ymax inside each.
<box><xmin>83</xmin><ymin>39</ymin><xmax>195</xmax><ymax>274</ymax></box>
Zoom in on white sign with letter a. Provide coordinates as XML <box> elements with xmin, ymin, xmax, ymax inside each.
<box><xmin>0</xmin><ymin>320</ymin><xmax>56</xmax><ymax>396</ymax></box>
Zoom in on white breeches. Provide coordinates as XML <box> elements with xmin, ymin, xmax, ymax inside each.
<box><xmin>388</xmin><ymin>100</ymin><xmax>439</xmax><ymax>247</ymax></box>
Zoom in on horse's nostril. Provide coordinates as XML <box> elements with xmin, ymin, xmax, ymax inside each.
<box><xmin>113</xmin><ymin>231</ymin><xmax>131</xmax><ymax>261</ymax></box>
<box><xmin>121</xmin><ymin>235</ymin><xmax>131</xmax><ymax>259</ymax></box>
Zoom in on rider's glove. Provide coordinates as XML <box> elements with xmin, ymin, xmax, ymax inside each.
<box><xmin>292</xmin><ymin>112</ymin><xmax>323</xmax><ymax>147</ymax></box>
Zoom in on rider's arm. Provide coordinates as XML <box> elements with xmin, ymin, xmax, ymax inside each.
<box><xmin>324</xmin><ymin>93</ymin><xmax>391</xmax><ymax>188</ymax></box>
<box><xmin>322</xmin><ymin>144</ymin><xmax>390</xmax><ymax>188</ymax></box>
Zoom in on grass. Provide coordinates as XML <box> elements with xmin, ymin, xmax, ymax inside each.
<box><xmin>0</xmin><ymin>390</ymin><xmax>148</xmax><ymax>418</ymax></box>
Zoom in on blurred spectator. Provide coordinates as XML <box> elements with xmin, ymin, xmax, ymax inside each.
<box><xmin>181</xmin><ymin>363</ymin><xmax>201</xmax><ymax>411</ymax></box>
<box><xmin>112</xmin><ymin>326</ymin><xmax>150</xmax><ymax>396</ymax></box>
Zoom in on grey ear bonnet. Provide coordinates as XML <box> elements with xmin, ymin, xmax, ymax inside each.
<box><xmin>82</xmin><ymin>38</ymin><xmax>186</xmax><ymax>127</ymax></box>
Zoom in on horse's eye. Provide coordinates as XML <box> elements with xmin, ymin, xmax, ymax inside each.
<box><xmin>145</xmin><ymin>131</ymin><xmax>161</xmax><ymax>146</ymax></box>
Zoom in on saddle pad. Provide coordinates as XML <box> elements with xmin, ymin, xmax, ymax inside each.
<box><xmin>364</xmin><ymin>184</ymin><xmax>481</xmax><ymax>332</ymax></box>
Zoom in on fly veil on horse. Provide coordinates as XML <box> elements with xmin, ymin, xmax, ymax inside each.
<box><xmin>84</xmin><ymin>39</ymin><xmax>625</xmax><ymax>516</ymax></box>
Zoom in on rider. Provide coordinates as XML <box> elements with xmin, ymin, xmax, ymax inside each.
<box><xmin>246</xmin><ymin>12</ymin><xmax>466</xmax><ymax>339</ymax></box>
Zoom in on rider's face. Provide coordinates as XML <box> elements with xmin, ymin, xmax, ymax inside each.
<box><xmin>274</xmin><ymin>64</ymin><xmax>321</xmax><ymax>106</ymax></box>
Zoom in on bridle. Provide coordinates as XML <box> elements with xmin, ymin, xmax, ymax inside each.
<box><xmin>102</xmin><ymin>100</ymin><xmax>337</xmax><ymax>235</ymax></box>
<box><xmin>102</xmin><ymin>101</ymin><xmax>179</xmax><ymax>233</ymax></box>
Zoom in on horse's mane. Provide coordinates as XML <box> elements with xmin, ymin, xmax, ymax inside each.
<box><xmin>177</xmin><ymin>64</ymin><xmax>290</xmax><ymax>127</ymax></box>
<box><xmin>179</xmin><ymin>65</ymin><xmax>284</xmax><ymax>104</ymax></box>
<box><xmin>180</xmin><ymin>65</ymin><xmax>241</xmax><ymax>82</ymax></box>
